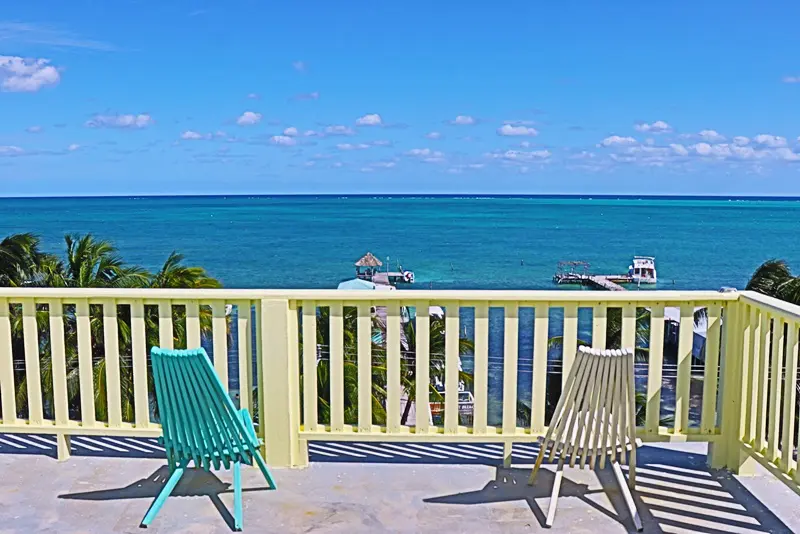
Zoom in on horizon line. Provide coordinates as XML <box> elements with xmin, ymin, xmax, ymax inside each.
<box><xmin>3</xmin><ymin>193</ymin><xmax>800</xmax><ymax>201</ymax></box>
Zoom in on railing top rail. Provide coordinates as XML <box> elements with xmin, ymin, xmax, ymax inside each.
<box><xmin>0</xmin><ymin>287</ymin><xmax>739</xmax><ymax>302</ymax></box>
<box><xmin>740</xmin><ymin>290</ymin><xmax>800</xmax><ymax>320</ymax></box>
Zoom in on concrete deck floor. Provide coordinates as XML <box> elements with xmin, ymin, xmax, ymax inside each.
<box><xmin>1</xmin><ymin>442</ymin><xmax>799</xmax><ymax>533</ymax></box>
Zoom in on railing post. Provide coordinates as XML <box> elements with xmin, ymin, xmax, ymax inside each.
<box><xmin>711</xmin><ymin>298</ymin><xmax>758</xmax><ymax>474</ymax></box>
<box><xmin>259</xmin><ymin>299</ymin><xmax>307</xmax><ymax>468</ymax></box>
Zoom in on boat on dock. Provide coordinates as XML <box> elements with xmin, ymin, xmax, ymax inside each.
<box><xmin>352</xmin><ymin>252</ymin><xmax>416</xmax><ymax>288</ymax></box>
<box><xmin>553</xmin><ymin>257</ymin><xmax>658</xmax><ymax>291</ymax></box>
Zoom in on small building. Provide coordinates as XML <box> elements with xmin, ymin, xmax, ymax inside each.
<box><xmin>355</xmin><ymin>252</ymin><xmax>382</xmax><ymax>282</ymax></box>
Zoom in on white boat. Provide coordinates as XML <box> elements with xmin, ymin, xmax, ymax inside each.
<box><xmin>628</xmin><ymin>256</ymin><xmax>657</xmax><ymax>284</ymax></box>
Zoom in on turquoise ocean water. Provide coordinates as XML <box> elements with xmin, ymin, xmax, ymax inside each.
<box><xmin>1</xmin><ymin>195</ymin><xmax>799</xmax><ymax>290</ymax></box>
<box><xmin>2</xmin><ymin>195</ymin><xmax>799</xmax><ymax>425</ymax></box>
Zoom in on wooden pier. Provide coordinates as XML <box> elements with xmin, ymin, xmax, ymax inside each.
<box><xmin>553</xmin><ymin>272</ymin><xmax>631</xmax><ymax>291</ymax></box>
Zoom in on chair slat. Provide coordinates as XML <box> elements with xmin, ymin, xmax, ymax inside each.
<box><xmin>163</xmin><ymin>356</ymin><xmax>203</xmax><ymax>467</ymax></box>
<box><xmin>598</xmin><ymin>349</ymin><xmax>619</xmax><ymax>469</ymax></box>
<box><xmin>568</xmin><ymin>352</ymin><xmax>600</xmax><ymax>467</ymax></box>
<box><xmin>588</xmin><ymin>352</ymin><xmax>612</xmax><ymax>470</ymax></box>
<box><xmin>581</xmin><ymin>353</ymin><xmax>608</xmax><ymax>468</ymax></box>
<box><xmin>548</xmin><ymin>350</ymin><xmax>593</xmax><ymax>462</ymax></box>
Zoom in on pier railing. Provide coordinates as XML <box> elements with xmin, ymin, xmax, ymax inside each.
<box><xmin>0</xmin><ymin>288</ymin><xmax>798</xmax><ymax>492</ymax></box>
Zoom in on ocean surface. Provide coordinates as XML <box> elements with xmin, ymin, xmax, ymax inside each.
<box><xmin>2</xmin><ymin>195</ymin><xmax>799</xmax><ymax>291</ymax></box>
<box><xmin>3</xmin><ymin>195</ymin><xmax>799</xmax><ymax>426</ymax></box>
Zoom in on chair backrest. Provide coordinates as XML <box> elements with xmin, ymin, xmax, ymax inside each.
<box><xmin>543</xmin><ymin>346</ymin><xmax>637</xmax><ymax>469</ymax></box>
<box><xmin>150</xmin><ymin>347</ymin><xmax>259</xmax><ymax>469</ymax></box>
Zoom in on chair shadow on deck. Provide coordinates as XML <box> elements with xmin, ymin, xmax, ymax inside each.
<box><xmin>424</xmin><ymin>446</ymin><xmax>792</xmax><ymax>533</ymax></box>
<box><xmin>57</xmin><ymin>466</ymin><xmax>270</xmax><ymax>531</ymax></box>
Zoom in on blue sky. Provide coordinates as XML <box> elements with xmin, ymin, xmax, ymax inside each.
<box><xmin>2</xmin><ymin>1</ymin><xmax>800</xmax><ymax>196</ymax></box>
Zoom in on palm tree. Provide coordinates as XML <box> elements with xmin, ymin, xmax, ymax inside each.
<box><xmin>398</xmin><ymin>314</ymin><xmax>474</xmax><ymax>425</ymax></box>
<box><xmin>6</xmin><ymin>234</ymin><xmax>221</xmax><ymax>424</ymax></box>
<box><xmin>0</xmin><ymin>233</ymin><xmax>52</xmax><ymax>287</ymax></box>
<box><xmin>747</xmin><ymin>259</ymin><xmax>800</xmax><ymax>304</ymax></box>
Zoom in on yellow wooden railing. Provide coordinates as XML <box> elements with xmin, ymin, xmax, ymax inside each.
<box><xmin>0</xmin><ymin>288</ymin><xmax>798</xmax><ymax>494</ymax></box>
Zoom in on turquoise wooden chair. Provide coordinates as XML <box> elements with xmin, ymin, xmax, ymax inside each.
<box><xmin>142</xmin><ymin>347</ymin><xmax>276</xmax><ymax>531</ymax></box>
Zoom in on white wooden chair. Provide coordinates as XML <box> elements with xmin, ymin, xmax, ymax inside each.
<box><xmin>528</xmin><ymin>346</ymin><xmax>642</xmax><ymax>531</ymax></box>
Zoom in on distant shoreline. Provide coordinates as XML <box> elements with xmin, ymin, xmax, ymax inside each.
<box><xmin>4</xmin><ymin>193</ymin><xmax>800</xmax><ymax>201</ymax></box>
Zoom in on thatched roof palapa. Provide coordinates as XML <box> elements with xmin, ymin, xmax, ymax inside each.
<box><xmin>355</xmin><ymin>252</ymin><xmax>382</xmax><ymax>267</ymax></box>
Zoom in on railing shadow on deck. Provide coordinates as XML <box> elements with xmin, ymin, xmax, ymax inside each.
<box><xmin>423</xmin><ymin>446</ymin><xmax>791</xmax><ymax>533</ymax></box>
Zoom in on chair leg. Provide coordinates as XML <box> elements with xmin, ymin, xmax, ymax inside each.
<box><xmin>611</xmin><ymin>461</ymin><xmax>642</xmax><ymax>532</ymax></box>
<box><xmin>546</xmin><ymin>459</ymin><xmax>565</xmax><ymax>528</ymax></box>
<box><xmin>141</xmin><ymin>460</ymin><xmax>188</xmax><ymax>527</ymax></box>
<box><xmin>233</xmin><ymin>461</ymin><xmax>243</xmax><ymax>531</ymax></box>
<box><xmin>528</xmin><ymin>441</ymin><xmax>547</xmax><ymax>485</ymax></box>
<box><xmin>252</xmin><ymin>450</ymin><xmax>277</xmax><ymax>490</ymax></box>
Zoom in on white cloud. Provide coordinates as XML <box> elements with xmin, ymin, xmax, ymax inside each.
<box><xmin>599</xmin><ymin>135</ymin><xmax>637</xmax><ymax>147</ymax></box>
<box><xmin>450</xmin><ymin>115</ymin><xmax>475</xmax><ymax>125</ymax></box>
<box><xmin>26</xmin><ymin>125</ymin><xmax>42</xmax><ymax>133</ymax></box>
<box><xmin>355</xmin><ymin>113</ymin><xmax>382</xmax><ymax>126</ymax></box>
<box><xmin>247</xmin><ymin>93</ymin><xmax>260</xmax><ymax>99</ymax></box>
<box><xmin>324</xmin><ymin>125</ymin><xmax>355</xmax><ymax>136</ymax></box>
<box><xmin>67</xmin><ymin>143</ymin><xmax>80</xmax><ymax>151</ymax></box>
<box><xmin>753</xmin><ymin>134</ymin><xmax>787</xmax><ymax>147</ymax></box>
<box><xmin>371</xmin><ymin>140</ymin><xmax>392</xmax><ymax>146</ymax></box>
<box><xmin>283</xmin><ymin>127</ymin><xmax>299</xmax><ymax>137</ymax></box>
<box><xmin>519</xmin><ymin>141</ymin><xmax>532</xmax><ymax>148</ymax></box>
<box><xmin>699</xmin><ymin>129</ymin><xmax>725</xmax><ymax>142</ymax></box>
<box><xmin>292</xmin><ymin>60</ymin><xmax>307</xmax><ymax>72</ymax></box>
<box><xmin>634</xmin><ymin>121</ymin><xmax>672</xmax><ymax>133</ymax></box>
<box><xmin>489</xmin><ymin>149</ymin><xmax>551</xmax><ymax>161</ymax></box>
<box><xmin>336</xmin><ymin>143</ymin><xmax>370</xmax><ymax>150</ymax></box>
<box><xmin>0</xmin><ymin>55</ymin><xmax>60</xmax><ymax>92</ymax></box>
<box><xmin>85</xmin><ymin>113</ymin><xmax>154</xmax><ymax>129</ymax></box>
<box><xmin>0</xmin><ymin>145</ymin><xmax>23</xmax><ymax>156</ymax></box>
<box><xmin>774</xmin><ymin>147</ymin><xmax>800</xmax><ymax>161</ymax></box>
<box><xmin>497</xmin><ymin>124</ymin><xmax>538</xmax><ymax>136</ymax></box>
<box><xmin>303</xmin><ymin>130</ymin><xmax>318</xmax><ymax>137</ymax></box>
<box><xmin>425</xmin><ymin>132</ymin><xmax>442</xmax><ymax>139</ymax></box>
<box><xmin>733</xmin><ymin>136</ymin><xmax>750</xmax><ymax>146</ymax></box>
<box><xmin>670</xmin><ymin>143</ymin><xmax>689</xmax><ymax>156</ymax></box>
<box><xmin>693</xmin><ymin>143</ymin><xmax>712</xmax><ymax>156</ymax></box>
<box><xmin>783</xmin><ymin>76</ymin><xmax>800</xmax><ymax>84</ymax></box>
<box><xmin>181</xmin><ymin>130</ymin><xmax>208</xmax><ymax>140</ymax></box>
<box><xmin>270</xmin><ymin>135</ymin><xmax>296</xmax><ymax>146</ymax></box>
<box><xmin>406</xmin><ymin>148</ymin><xmax>443</xmax><ymax>157</ymax></box>
<box><xmin>236</xmin><ymin>111</ymin><xmax>262</xmax><ymax>126</ymax></box>
<box><xmin>370</xmin><ymin>161</ymin><xmax>397</xmax><ymax>169</ymax></box>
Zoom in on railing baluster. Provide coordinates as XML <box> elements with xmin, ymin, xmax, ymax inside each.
<box><xmin>235</xmin><ymin>301</ymin><xmax>253</xmax><ymax>412</ymax></box>
<box><xmin>301</xmin><ymin>301</ymin><xmax>317</xmax><ymax>432</ymax></box>
<box><xmin>767</xmin><ymin>317</ymin><xmax>785</xmax><ymax>462</ymax></box>
<box><xmin>592</xmin><ymin>303</ymin><xmax>607</xmax><ymax>350</ymax></box>
<box><xmin>531</xmin><ymin>304</ymin><xmax>549</xmax><ymax>433</ymax></box>
<box><xmin>211</xmin><ymin>302</ymin><xmax>229</xmax><ymax>387</ymax></box>
<box><xmin>0</xmin><ymin>298</ymin><xmax>16</xmax><ymax>424</ymax></box>
<box><xmin>329</xmin><ymin>302</ymin><xmax>345</xmax><ymax>433</ymax></box>
<box><xmin>158</xmin><ymin>301</ymin><xmax>173</xmax><ymax>349</ymax></box>
<box><xmin>414</xmin><ymin>300</ymin><xmax>430</xmax><ymax>434</ymax></box>
<box><xmin>622</xmin><ymin>303</ymin><xmax>636</xmax><ymax>351</ymax></box>
<box><xmin>562</xmin><ymin>303</ymin><xmax>578</xmax><ymax>387</ymax></box>
<box><xmin>444</xmin><ymin>300</ymin><xmax>460</xmax><ymax>434</ymax></box>
<box><xmin>49</xmin><ymin>300</ymin><xmax>68</xmax><ymax>427</ymax></box>
<box><xmin>646</xmin><ymin>304</ymin><xmax>665</xmax><ymax>433</ymax></box>
<box><xmin>755</xmin><ymin>312</ymin><xmax>770</xmax><ymax>452</ymax></box>
<box><xmin>131</xmin><ymin>300</ymin><xmax>149</xmax><ymax>427</ymax></box>
<box><xmin>386</xmin><ymin>301</ymin><xmax>402</xmax><ymax>433</ymax></box>
<box><xmin>701</xmin><ymin>303</ymin><xmax>722</xmax><ymax>433</ymax></box>
<box><xmin>473</xmin><ymin>303</ymin><xmax>489</xmax><ymax>434</ymax></box>
<box><xmin>21</xmin><ymin>299</ymin><xmax>43</xmax><ymax>425</ymax></box>
<box><xmin>674</xmin><ymin>303</ymin><xmax>694</xmax><ymax>434</ymax></box>
<box><xmin>744</xmin><ymin>305</ymin><xmax>761</xmax><ymax>444</ymax></box>
<box><xmin>357</xmin><ymin>302</ymin><xmax>373</xmax><ymax>432</ymax></box>
<box><xmin>502</xmin><ymin>303</ymin><xmax>519</xmax><ymax>436</ymax></box>
<box><xmin>102</xmin><ymin>299</ymin><xmax>122</xmax><ymax>427</ymax></box>
<box><xmin>781</xmin><ymin>320</ymin><xmax>798</xmax><ymax>472</ymax></box>
<box><xmin>186</xmin><ymin>300</ymin><xmax>201</xmax><ymax>349</ymax></box>
<box><xmin>76</xmin><ymin>299</ymin><xmax>95</xmax><ymax>427</ymax></box>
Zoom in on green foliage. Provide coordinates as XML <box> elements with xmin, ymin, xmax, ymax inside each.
<box><xmin>2</xmin><ymin>233</ymin><xmax>221</xmax><ymax>422</ymax></box>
